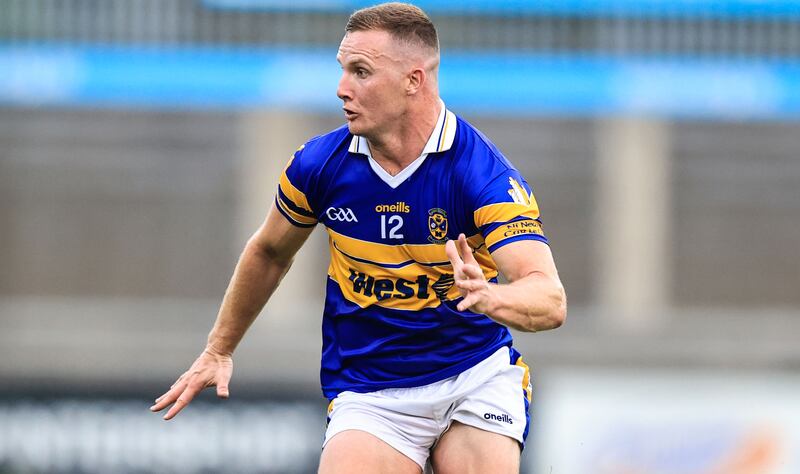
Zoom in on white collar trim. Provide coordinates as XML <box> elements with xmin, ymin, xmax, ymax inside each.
<box><xmin>347</xmin><ymin>101</ymin><xmax>457</xmax><ymax>189</ymax></box>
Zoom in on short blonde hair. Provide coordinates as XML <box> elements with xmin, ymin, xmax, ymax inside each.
<box><xmin>345</xmin><ymin>2</ymin><xmax>439</xmax><ymax>53</ymax></box>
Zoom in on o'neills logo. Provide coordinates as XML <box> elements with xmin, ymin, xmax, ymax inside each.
<box><xmin>484</xmin><ymin>412</ymin><xmax>513</xmax><ymax>424</ymax></box>
<box><xmin>375</xmin><ymin>202</ymin><xmax>411</xmax><ymax>213</ymax></box>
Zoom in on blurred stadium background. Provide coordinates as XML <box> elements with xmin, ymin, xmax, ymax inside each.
<box><xmin>1</xmin><ymin>1</ymin><xmax>800</xmax><ymax>473</ymax></box>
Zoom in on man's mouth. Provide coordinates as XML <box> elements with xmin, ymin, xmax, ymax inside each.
<box><xmin>343</xmin><ymin>108</ymin><xmax>358</xmax><ymax>120</ymax></box>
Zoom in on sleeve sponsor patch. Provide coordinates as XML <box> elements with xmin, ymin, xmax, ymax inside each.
<box><xmin>472</xmin><ymin>172</ymin><xmax>548</xmax><ymax>252</ymax></box>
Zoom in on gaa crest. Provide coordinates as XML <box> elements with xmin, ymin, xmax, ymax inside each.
<box><xmin>427</xmin><ymin>208</ymin><xmax>448</xmax><ymax>244</ymax></box>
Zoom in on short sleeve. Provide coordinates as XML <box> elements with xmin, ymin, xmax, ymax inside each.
<box><xmin>275</xmin><ymin>145</ymin><xmax>318</xmax><ymax>228</ymax></box>
<box><xmin>472</xmin><ymin>171</ymin><xmax>548</xmax><ymax>253</ymax></box>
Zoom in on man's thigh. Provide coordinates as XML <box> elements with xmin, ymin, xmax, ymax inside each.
<box><xmin>430</xmin><ymin>422</ymin><xmax>521</xmax><ymax>474</ymax></box>
<box><xmin>319</xmin><ymin>429</ymin><xmax>423</xmax><ymax>474</ymax></box>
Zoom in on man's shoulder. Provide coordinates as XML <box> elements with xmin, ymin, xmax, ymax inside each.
<box><xmin>299</xmin><ymin>124</ymin><xmax>352</xmax><ymax>159</ymax></box>
<box><xmin>450</xmin><ymin>114</ymin><xmax>515</xmax><ymax>174</ymax></box>
<box><xmin>287</xmin><ymin>124</ymin><xmax>352</xmax><ymax>177</ymax></box>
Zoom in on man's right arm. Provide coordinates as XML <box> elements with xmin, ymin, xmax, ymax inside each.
<box><xmin>150</xmin><ymin>203</ymin><xmax>315</xmax><ymax>420</ymax></box>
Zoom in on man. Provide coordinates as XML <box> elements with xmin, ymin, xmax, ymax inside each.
<box><xmin>151</xmin><ymin>3</ymin><xmax>566</xmax><ymax>473</ymax></box>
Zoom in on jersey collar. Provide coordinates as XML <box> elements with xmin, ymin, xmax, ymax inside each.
<box><xmin>348</xmin><ymin>100</ymin><xmax>457</xmax><ymax>157</ymax></box>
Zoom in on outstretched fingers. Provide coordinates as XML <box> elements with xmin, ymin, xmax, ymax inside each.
<box><xmin>446</xmin><ymin>234</ymin><xmax>490</xmax><ymax>312</ymax></box>
<box><xmin>456</xmin><ymin>234</ymin><xmax>478</xmax><ymax>266</ymax></box>
<box><xmin>444</xmin><ymin>238</ymin><xmax>463</xmax><ymax>271</ymax></box>
<box><xmin>150</xmin><ymin>376</ymin><xmax>187</xmax><ymax>413</ymax></box>
<box><xmin>455</xmin><ymin>278</ymin><xmax>485</xmax><ymax>292</ymax></box>
<box><xmin>446</xmin><ymin>234</ymin><xmax>479</xmax><ymax>274</ymax></box>
<box><xmin>446</xmin><ymin>235</ymin><xmax>470</xmax><ymax>298</ymax></box>
<box><xmin>461</xmin><ymin>263</ymin><xmax>484</xmax><ymax>280</ymax></box>
<box><xmin>216</xmin><ymin>364</ymin><xmax>232</xmax><ymax>399</ymax></box>
<box><xmin>457</xmin><ymin>292</ymin><xmax>485</xmax><ymax>312</ymax></box>
<box><xmin>150</xmin><ymin>351</ymin><xmax>233</xmax><ymax>421</ymax></box>
<box><xmin>162</xmin><ymin>382</ymin><xmax>204</xmax><ymax>421</ymax></box>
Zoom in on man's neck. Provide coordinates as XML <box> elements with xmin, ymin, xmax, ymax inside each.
<box><xmin>366</xmin><ymin>99</ymin><xmax>441</xmax><ymax>176</ymax></box>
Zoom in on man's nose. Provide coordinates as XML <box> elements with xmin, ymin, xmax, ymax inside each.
<box><xmin>337</xmin><ymin>73</ymin><xmax>352</xmax><ymax>102</ymax></box>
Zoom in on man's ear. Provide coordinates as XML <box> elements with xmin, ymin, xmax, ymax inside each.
<box><xmin>406</xmin><ymin>68</ymin><xmax>425</xmax><ymax>95</ymax></box>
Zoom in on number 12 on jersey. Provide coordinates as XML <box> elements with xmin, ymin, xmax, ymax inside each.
<box><xmin>380</xmin><ymin>215</ymin><xmax>404</xmax><ymax>240</ymax></box>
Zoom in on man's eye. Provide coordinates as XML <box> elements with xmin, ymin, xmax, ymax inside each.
<box><xmin>356</xmin><ymin>69</ymin><xmax>368</xmax><ymax>78</ymax></box>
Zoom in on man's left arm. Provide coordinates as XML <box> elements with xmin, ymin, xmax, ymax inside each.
<box><xmin>445</xmin><ymin>234</ymin><xmax>566</xmax><ymax>332</ymax></box>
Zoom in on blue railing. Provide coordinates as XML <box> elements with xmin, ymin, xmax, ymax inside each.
<box><xmin>2</xmin><ymin>45</ymin><xmax>799</xmax><ymax>119</ymax></box>
<box><xmin>203</xmin><ymin>0</ymin><xmax>800</xmax><ymax>18</ymax></box>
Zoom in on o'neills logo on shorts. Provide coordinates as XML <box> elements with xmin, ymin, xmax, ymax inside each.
<box><xmin>484</xmin><ymin>412</ymin><xmax>513</xmax><ymax>424</ymax></box>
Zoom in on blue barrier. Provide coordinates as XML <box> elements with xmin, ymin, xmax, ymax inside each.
<box><xmin>2</xmin><ymin>45</ymin><xmax>799</xmax><ymax>119</ymax></box>
<box><xmin>203</xmin><ymin>0</ymin><xmax>800</xmax><ymax>18</ymax></box>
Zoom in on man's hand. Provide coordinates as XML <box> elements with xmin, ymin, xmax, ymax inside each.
<box><xmin>445</xmin><ymin>233</ymin><xmax>495</xmax><ymax>314</ymax></box>
<box><xmin>149</xmin><ymin>347</ymin><xmax>233</xmax><ymax>420</ymax></box>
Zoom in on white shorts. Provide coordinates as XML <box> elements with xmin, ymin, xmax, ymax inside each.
<box><xmin>323</xmin><ymin>346</ymin><xmax>532</xmax><ymax>469</ymax></box>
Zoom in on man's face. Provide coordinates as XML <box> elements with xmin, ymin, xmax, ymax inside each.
<box><xmin>336</xmin><ymin>30</ymin><xmax>410</xmax><ymax>138</ymax></box>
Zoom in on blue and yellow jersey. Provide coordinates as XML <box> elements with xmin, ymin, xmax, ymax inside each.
<box><xmin>275</xmin><ymin>104</ymin><xmax>548</xmax><ymax>399</ymax></box>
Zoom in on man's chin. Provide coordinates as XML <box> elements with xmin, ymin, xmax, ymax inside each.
<box><xmin>346</xmin><ymin>122</ymin><xmax>364</xmax><ymax>136</ymax></box>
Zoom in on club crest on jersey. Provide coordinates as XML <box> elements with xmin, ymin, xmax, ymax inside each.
<box><xmin>427</xmin><ymin>208</ymin><xmax>448</xmax><ymax>244</ymax></box>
